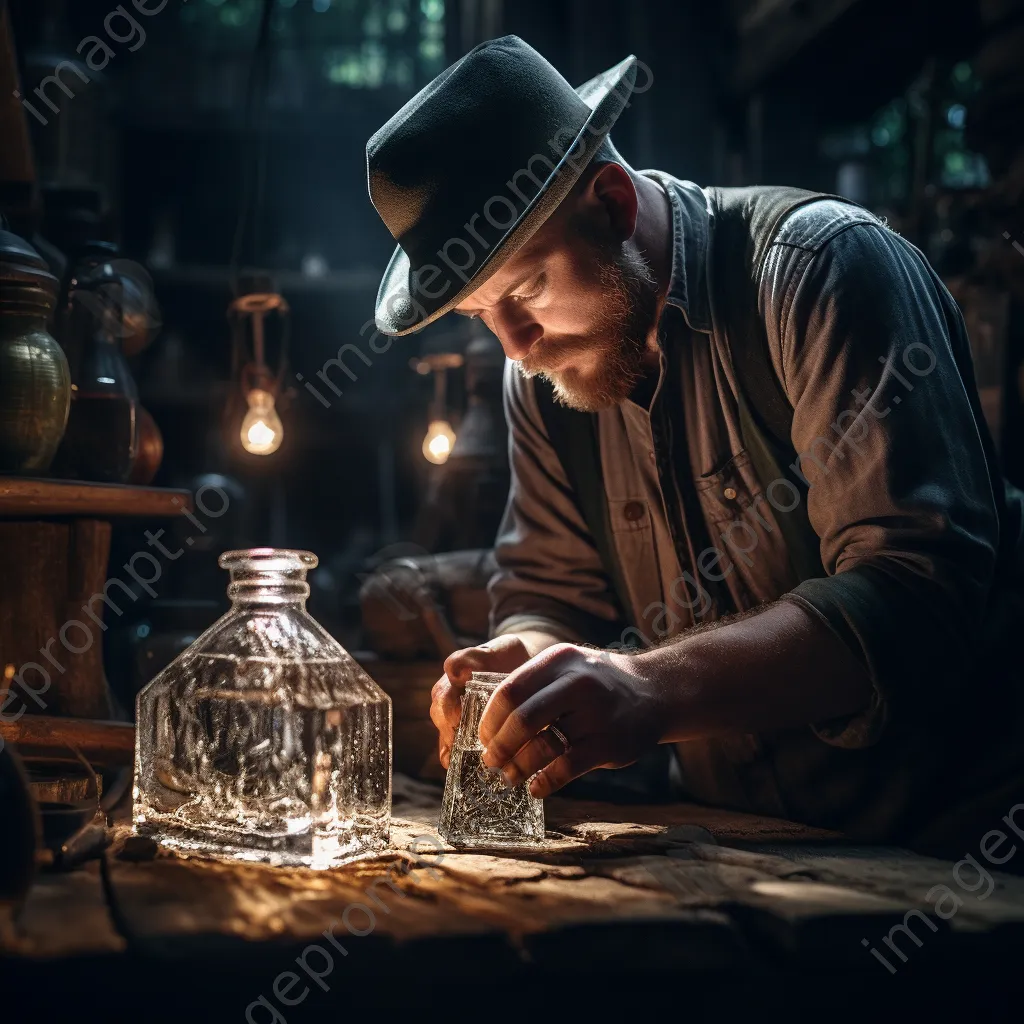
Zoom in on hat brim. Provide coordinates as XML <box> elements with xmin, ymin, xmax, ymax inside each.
<box><xmin>374</xmin><ymin>54</ymin><xmax>640</xmax><ymax>337</ymax></box>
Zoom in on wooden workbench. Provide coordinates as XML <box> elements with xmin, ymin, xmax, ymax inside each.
<box><xmin>3</xmin><ymin>776</ymin><xmax>1023</xmax><ymax>1021</ymax></box>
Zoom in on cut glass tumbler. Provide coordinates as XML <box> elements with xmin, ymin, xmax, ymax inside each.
<box><xmin>438</xmin><ymin>672</ymin><xmax>545</xmax><ymax>847</ymax></box>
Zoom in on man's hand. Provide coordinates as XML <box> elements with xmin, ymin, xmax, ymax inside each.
<box><xmin>430</xmin><ymin>604</ymin><xmax>873</xmax><ymax>788</ymax></box>
<box><xmin>478</xmin><ymin>643</ymin><xmax>664</xmax><ymax>798</ymax></box>
<box><xmin>430</xmin><ymin>635</ymin><xmax>534</xmax><ymax>769</ymax></box>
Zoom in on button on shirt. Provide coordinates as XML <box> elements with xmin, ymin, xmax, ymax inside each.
<box><xmin>486</xmin><ymin>171</ymin><xmax>1024</xmax><ymax>847</ymax></box>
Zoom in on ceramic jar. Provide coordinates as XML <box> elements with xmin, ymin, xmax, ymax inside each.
<box><xmin>0</xmin><ymin>226</ymin><xmax>71</xmax><ymax>475</ymax></box>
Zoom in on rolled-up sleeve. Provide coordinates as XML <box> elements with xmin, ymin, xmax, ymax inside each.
<box><xmin>489</xmin><ymin>360</ymin><xmax>623</xmax><ymax>642</ymax></box>
<box><xmin>762</xmin><ymin>211</ymin><xmax>999</xmax><ymax>747</ymax></box>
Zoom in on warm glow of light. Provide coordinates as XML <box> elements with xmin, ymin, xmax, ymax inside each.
<box><xmin>248</xmin><ymin>419</ymin><xmax>275</xmax><ymax>448</ymax></box>
<box><xmin>422</xmin><ymin>419</ymin><xmax>456</xmax><ymax>465</ymax></box>
<box><xmin>240</xmin><ymin>388</ymin><xmax>283</xmax><ymax>455</ymax></box>
<box><xmin>749</xmin><ymin>880</ymin><xmax>895</xmax><ymax>908</ymax></box>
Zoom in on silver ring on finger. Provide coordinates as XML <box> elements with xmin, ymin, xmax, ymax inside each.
<box><xmin>545</xmin><ymin>721</ymin><xmax>572</xmax><ymax>756</ymax></box>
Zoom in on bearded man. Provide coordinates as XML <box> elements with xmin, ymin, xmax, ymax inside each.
<box><xmin>366</xmin><ymin>36</ymin><xmax>1024</xmax><ymax>852</ymax></box>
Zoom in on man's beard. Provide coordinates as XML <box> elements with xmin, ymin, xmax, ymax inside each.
<box><xmin>518</xmin><ymin>225</ymin><xmax>660</xmax><ymax>413</ymax></box>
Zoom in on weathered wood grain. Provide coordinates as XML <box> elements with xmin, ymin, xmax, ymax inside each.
<box><xmin>4</xmin><ymin>781</ymin><xmax>1024</xmax><ymax>980</ymax></box>
<box><xmin>545</xmin><ymin>795</ymin><xmax>844</xmax><ymax>845</ymax></box>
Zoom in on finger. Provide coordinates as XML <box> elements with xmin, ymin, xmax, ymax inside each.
<box><xmin>432</xmin><ymin>673</ymin><xmax>465</xmax><ymax>714</ymax></box>
<box><xmin>528</xmin><ymin>738</ymin><xmax>605</xmax><ymax>798</ymax></box>
<box><xmin>430</xmin><ymin>677</ymin><xmax>464</xmax><ymax>731</ymax></box>
<box><xmin>430</xmin><ymin>676</ymin><xmax>450</xmax><ymax>703</ymax></box>
<box><xmin>429</xmin><ymin>698</ymin><xmax>459</xmax><ymax>764</ymax></box>
<box><xmin>436</xmin><ymin>679</ymin><xmax>464</xmax><ymax>729</ymax></box>
<box><xmin>498</xmin><ymin>724</ymin><xmax>572</xmax><ymax>788</ymax></box>
<box><xmin>478</xmin><ymin>644</ymin><xmax>579</xmax><ymax>754</ymax></box>
<box><xmin>443</xmin><ymin>635</ymin><xmax>528</xmax><ymax>684</ymax></box>
<box><xmin>429</xmin><ymin>692</ymin><xmax>456</xmax><ymax>739</ymax></box>
<box><xmin>480</xmin><ymin>678</ymin><xmax>580</xmax><ymax>768</ymax></box>
<box><xmin>439</xmin><ymin>740</ymin><xmax>450</xmax><ymax>770</ymax></box>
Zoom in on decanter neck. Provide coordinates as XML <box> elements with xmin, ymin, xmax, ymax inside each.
<box><xmin>227</xmin><ymin>573</ymin><xmax>309</xmax><ymax>606</ymax></box>
<box><xmin>223</xmin><ymin>551</ymin><xmax>313</xmax><ymax>607</ymax></box>
<box><xmin>228</xmin><ymin>586</ymin><xmax>308</xmax><ymax>608</ymax></box>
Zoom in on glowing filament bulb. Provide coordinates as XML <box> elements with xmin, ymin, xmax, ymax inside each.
<box><xmin>422</xmin><ymin>419</ymin><xmax>456</xmax><ymax>465</ymax></box>
<box><xmin>240</xmin><ymin>388</ymin><xmax>283</xmax><ymax>455</ymax></box>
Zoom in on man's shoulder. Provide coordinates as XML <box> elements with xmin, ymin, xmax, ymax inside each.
<box><xmin>700</xmin><ymin>183</ymin><xmax>891</xmax><ymax>255</ymax></box>
<box><xmin>771</xmin><ymin>197</ymin><xmax>889</xmax><ymax>255</ymax></box>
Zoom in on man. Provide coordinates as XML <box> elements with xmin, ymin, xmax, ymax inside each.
<box><xmin>366</xmin><ymin>36</ymin><xmax>1024</xmax><ymax>851</ymax></box>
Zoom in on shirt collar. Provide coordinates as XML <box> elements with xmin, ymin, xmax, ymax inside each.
<box><xmin>640</xmin><ymin>170</ymin><xmax>713</xmax><ymax>335</ymax></box>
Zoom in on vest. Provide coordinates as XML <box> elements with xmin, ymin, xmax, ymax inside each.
<box><xmin>534</xmin><ymin>186</ymin><xmax>855</xmax><ymax>628</ymax></box>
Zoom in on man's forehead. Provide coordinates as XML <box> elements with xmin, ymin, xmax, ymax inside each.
<box><xmin>455</xmin><ymin>222</ymin><xmax>560</xmax><ymax>311</ymax></box>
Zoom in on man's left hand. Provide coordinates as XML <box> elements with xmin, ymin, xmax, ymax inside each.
<box><xmin>478</xmin><ymin>643</ymin><xmax>664</xmax><ymax>798</ymax></box>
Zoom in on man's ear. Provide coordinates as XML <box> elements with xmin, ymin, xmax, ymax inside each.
<box><xmin>575</xmin><ymin>161</ymin><xmax>638</xmax><ymax>242</ymax></box>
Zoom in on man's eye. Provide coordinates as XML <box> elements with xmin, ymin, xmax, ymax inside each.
<box><xmin>512</xmin><ymin>277</ymin><xmax>544</xmax><ymax>303</ymax></box>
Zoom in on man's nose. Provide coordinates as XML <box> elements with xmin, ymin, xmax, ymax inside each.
<box><xmin>492</xmin><ymin>309</ymin><xmax>542</xmax><ymax>361</ymax></box>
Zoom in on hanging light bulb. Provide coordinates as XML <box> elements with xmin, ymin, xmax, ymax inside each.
<box><xmin>241</xmin><ymin>387</ymin><xmax>283</xmax><ymax>455</ymax></box>
<box><xmin>422</xmin><ymin>418</ymin><xmax>456</xmax><ymax>464</ymax></box>
<box><xmin>225</xmin><ymin>6</ymin><xmax>289</xmax><ymax>460</ymax></box>
<box><xmin>411</xmin><ymin>351</ymin><xmax>464</xmax><ymax>467</ymax></box>
<box><xmin>229</xmin><ymin>284</ymin><xmax>289</xmax><ymax>458</ymax></box>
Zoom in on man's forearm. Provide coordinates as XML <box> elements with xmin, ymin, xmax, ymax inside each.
<box><xmin>630</xmin><ymin>600</ymin><xmax>874</xmax><ymax>743</ymax></box>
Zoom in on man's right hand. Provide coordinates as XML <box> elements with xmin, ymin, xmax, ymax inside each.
<box><xmin>429</xmin><ymin>634</ymin><xmax>536</xmax><ymax>769</ymax></box>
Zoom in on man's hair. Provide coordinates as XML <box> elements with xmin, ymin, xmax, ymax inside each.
<box><xmin>545</xmin><ymin>134</ymin><xmax>633</xmax><ymax>236</ymax></box>
<box><xmin>563</xmin><ymin>134</ymin><xmax>630</xmax><ymax>206</ymax></box>
<box><xmin>591</xmin><ymin>134</ymin><xmax>629</xmax><ymax>169</ymax></box>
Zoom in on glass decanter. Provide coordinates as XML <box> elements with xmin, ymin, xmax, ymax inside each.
<box><xmin>438</xmin><ymin>672</ymin><xmax>545</xmax><ymax>848</ymax></box>
<box><xmin>134</xmin><ymin>549</ymin><xmax>392</xmax><ymax>868</ymax></box>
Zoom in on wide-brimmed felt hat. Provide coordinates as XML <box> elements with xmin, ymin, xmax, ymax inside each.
<box><xmin>367</xmin><ymin>35</ymin><xmax>639</xmax><ymax>336</ymax></box>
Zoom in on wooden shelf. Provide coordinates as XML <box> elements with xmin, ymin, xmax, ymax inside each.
<box><xmin>0</xmin><ymin>715</ymin><xmax>135</xmax><ymax>767</ymax></box>
<box><xmin>0</xmin><ymin>477</ymin><xmax>193</xmax><ymax>518</ymax></box>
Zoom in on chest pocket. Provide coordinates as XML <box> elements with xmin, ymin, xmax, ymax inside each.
<box><xmin>694</xmin><ymin>450</ymin><xmax>802</xmax><ymax>606</ymax></box>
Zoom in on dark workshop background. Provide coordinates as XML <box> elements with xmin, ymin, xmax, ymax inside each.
<box><xmin>2</xmin><ymin>0</ymin><xmax>1023</xmax><ymax>707</ymax></box>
